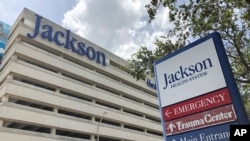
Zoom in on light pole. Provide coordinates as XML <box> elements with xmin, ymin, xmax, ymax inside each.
<box><xmin>97</xmin><ymin>112</ymin><xmax>107</xmax><ymax>141</ymax></box>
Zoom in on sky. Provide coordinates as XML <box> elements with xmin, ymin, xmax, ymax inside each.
<box><xmin>0</xmin><ymin>0</ymin><xmax>173</xmax><ymax>60</ymax></box>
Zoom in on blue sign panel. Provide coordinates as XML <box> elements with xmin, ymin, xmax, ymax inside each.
<box><xmin>154</xmin><ymin>32</ymin><xmax>249</xmax><ymax>141</ymax></box>
<box><xmin>0</xmin><ymin>21</ymin><xmax>10</xmax><ymax>59</ymax></box>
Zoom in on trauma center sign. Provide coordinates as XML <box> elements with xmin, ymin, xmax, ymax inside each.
<box><xmin>154</xmin><ymin>32</ymin><xmax>249</xmax><ymax>141</ymax></box>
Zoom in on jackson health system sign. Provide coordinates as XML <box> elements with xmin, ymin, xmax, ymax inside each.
<box><xmin>154</xmin><ymin>32</ymin><xmax>249</xmax><ymax>141</ymax></box>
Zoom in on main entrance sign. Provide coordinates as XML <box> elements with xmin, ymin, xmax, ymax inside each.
<box><xmin>154</xmin><ymin>32</ymin><xmax>249</xmax><ymax>141</ymax></box>
<box><xmin>27</xmin><ymin>14</ymin><xmax>106</xmax><ymax>66</ymax></box>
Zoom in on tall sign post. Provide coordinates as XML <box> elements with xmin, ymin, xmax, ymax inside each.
<box><xmin>154</xmin><ymin>32</ymin><xmax>249</xmax><ymax>141</ymax></box>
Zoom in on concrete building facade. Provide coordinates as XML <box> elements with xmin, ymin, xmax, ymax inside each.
<box><xmin>0</xmin><ymin>8</ymin><xmax>163</xmax><ymax>141</ymax></box>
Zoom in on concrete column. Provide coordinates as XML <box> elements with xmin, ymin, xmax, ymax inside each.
<box><xmin>55</xmin><ymin>88</ymin><xmax>60</xmax><ymax>93</ymax></box>
<box><xmin>91</xmin><ymin>115</ymin><xmax>95</xmax><ymax>123</ymax></box>
<box><xmin>0</xmin><ymin>119</ymin><xmax>3</xmax><ymax>127</ymax></box>
<box><xmin>90</xmin><ymin>134</ymin><xmax>95</xmax><ymax>141</ymax></box>
<box><xmin>51</xmin><ymin>108</ymin><xmax>58</xmax><ymax>135</ymax></box>
<box><xmin>11</xmin><ymin>55</ymin><xmax>18</xmax><ymax>60</ymax></box>
<box><xmin>120</xmin><ymin>123</ymin><xmax>124</xmax><ymax>128</ymax></box>
<box><xmin>50</xmin><ymin>128</ymin><xmax>56</xmax><ymax>135</ymax></box>
<box><xmin>58</xmin><ymin>71</ymin><xmax>62</xmax><ymax>76</ymax></box>
<box><xmin>7</xmin><ymin>74</ymin><xmax>13</xmax><ymax>80</ymax></box>
<box><xmin>2</xmin><ymin>95</ymin><xmax>9</xmax><ymax>102</ymax></box>
<box><xmin>53</xmin><ymin>107</ymin><xmax>58</xmax><ymax>113</ymax></box>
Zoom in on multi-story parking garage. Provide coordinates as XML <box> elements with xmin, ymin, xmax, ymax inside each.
<box><xmin>0</xmin><ymin>8</ymin><xmax>163</xmax><ymax>141</ymax></box>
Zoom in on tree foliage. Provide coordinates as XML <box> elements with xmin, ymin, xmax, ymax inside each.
<box><xmin>127</xmin><ymin>0</ymin><xmax>250</xmax><ymax>103</ymax></box>
<box><xmin>126</xmin><ymin>46</ymin><xmax>154</xmax><ymax>80</ymax></box>
<box><xmin>126</xmin><ymin>39</ymin><xmax>185</xmax><ymax>80</ymax></box>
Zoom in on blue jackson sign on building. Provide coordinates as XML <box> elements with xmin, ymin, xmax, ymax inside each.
<box><xmin>27</xmin><ymin>14</ymin><xmax>107</xmax><ymax>66</ymax></box>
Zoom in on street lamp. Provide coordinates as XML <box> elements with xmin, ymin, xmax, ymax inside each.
<box><xmin>97</xmin><ymin>112</ymin><xmax>107</xmax><ymax>141</ymax></box>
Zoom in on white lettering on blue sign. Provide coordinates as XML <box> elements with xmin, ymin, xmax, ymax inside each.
<box><xmin>146</xmin><ymin>78</ymin><xmax>156</xmax><ymax>90</ymax></box>
<box><xmin>171</xmin><ymin>131</ymin><xmax>229</xmax><ymax>141</ymax></box>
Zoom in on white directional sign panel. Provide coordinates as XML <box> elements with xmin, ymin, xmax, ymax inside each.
<box><xmin>154</xmin><ymin>32</ymin><xmax>249</xmax><ymax>141</ymax></box>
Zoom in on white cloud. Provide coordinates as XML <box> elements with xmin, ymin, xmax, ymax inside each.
<box><xmin>0</xmin><ymin>0</ymin><xmax>174</xmax><ymax>60</ymax></box>
<box><xmin>62</xmin><ymin>0</ymin><xmax>173</xmax><ymax>60</ymax></box>
<box><xmin>151</xmin><ymin>6</ymin><xmax>174</xmax><ymax>31</ymax></box>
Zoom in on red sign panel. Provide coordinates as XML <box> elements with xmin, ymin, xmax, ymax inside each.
<box><xmin>165</xmin><ymin>104</ymin><xmax>237</xmax><ymax>136</ymax></box>
<box><xmin>162</xmin><ymin>87</ymin><xmax>231</xmax><ymax>121</ymax></box>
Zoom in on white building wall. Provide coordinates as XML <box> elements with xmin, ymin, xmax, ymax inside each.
<box><xmin>0</xmin><ymin>8</ymin><xmax>163</xmax><ymax>141</ymax></box>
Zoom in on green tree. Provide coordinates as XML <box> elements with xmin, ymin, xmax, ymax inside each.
<box><xmin>128</xmin><ymin>0</ymin><xmax>250</xmax><ymax>100</ymax></box>
<box><xmin>126</xmin><ymin>46</ymin><xmax>154</xmax><ymax>80</ymax></box>
<box><xmin>126</xmin><ymin>39</ymin><xmax>185</xmax><ymax>80</ymax></box>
